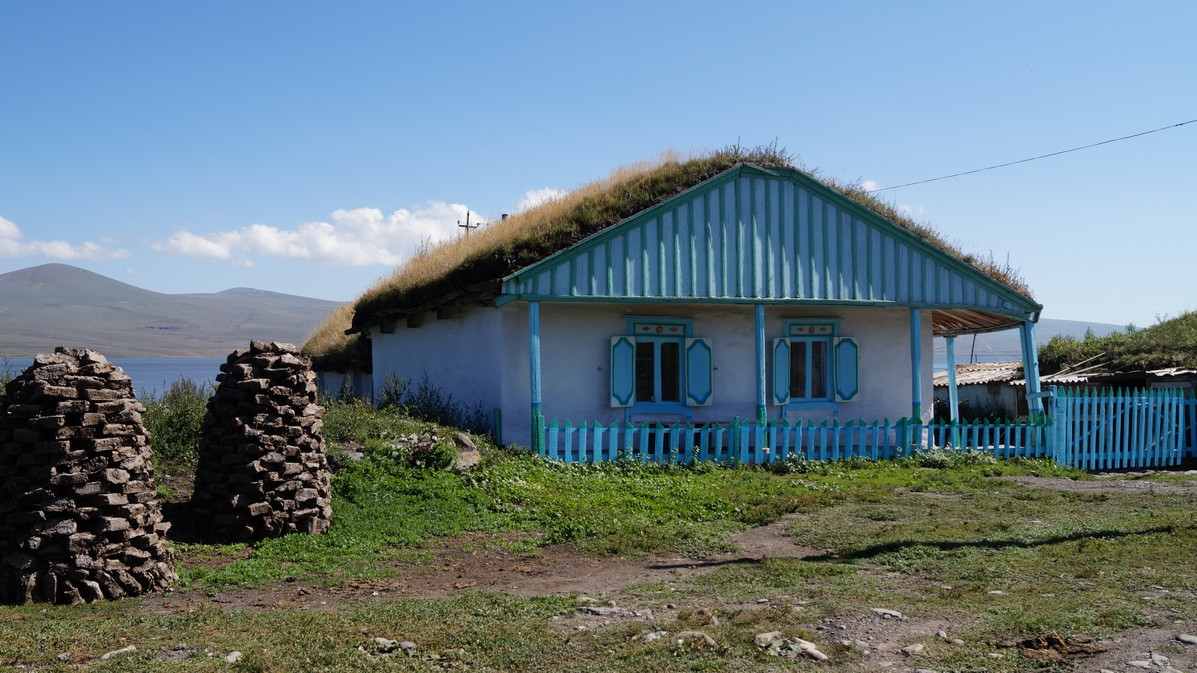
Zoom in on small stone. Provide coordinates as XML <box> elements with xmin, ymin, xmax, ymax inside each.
<box><xmin>100</xmin><ymin>645</ymin><xmax>137</xmax><ymax>660</ymax></box>
<box><xmin>755</xmin><ymin>631</ymin><xmax>782</xmax><ymax>647</ymax></box>
<box><xmin>987</xmin><ymin>590</ymin><xmax>1007</xmax><ymax>596</ymax></box>
<box><xmin>1178</xmin><ymin>633</ymin><xmax>1197</xmax><ymax>645</ymax></box>
<box><xmin>936</xmin><ymin>630</ymin><xmax>948</xmax><ymax>640</ymax></box>
<box><xmin>225</xmin><ymin>651</ymin><xmax>242</xmax><ymax>663</ymax></box>
<box><xmin>398</xmin><ymin>641</ymin><xmax>416</xmax><ymax>652</ymax></box>
<box><xmin>952</xmin><ymin>638</ymin><xmax>965</xmax><ymax>645</ymax></box>
<box><xmin>579</xmin><ymin>606</ymin><xmax>623</xmax><ymax>616</ymax></box>
<box><xmin>792</xmin><ymin>637</ymin><xmax>828</xmax><ymax>661</ymax></box>
<box><xmin>988</xmin><ymin>652</ymin><xmax>1004</xmax><ymax>659</ymax></box>
<box><xmin>1128</xmin><ymin>661</ymin><xmax>1152</xmax><ymax>670</ymax></box>
<box><xmin>901</xmin><ymin>643</ymin><xmax>925</xmax><ymax>655</ymax></box>
<box><xmin>373</xmin><ymin>637</ymin><xmax>399</xmax><ymax>653</ymax></box>
<box><xmin>676</xmin><ymin>631</ymin><xmax>717</xmax><ymax>650</ymax></box>
<box><xmin>1151</xmin><ymin>653</ymin><xmax>1171</xmax><ymax>665</ymax></box>
<box><xmin>56</xmin><ymin>653</ymin><xmax>71</xmax><ymax>661</ymax></box>
<box><xmin>872</xmin><ymin>607</ymin><xmax>904</xmax><ymax>620</ymax></box>
<box><xmin>642</xmin><ymin>631</ymin><xmax>667</xmax><ymax>643</ymax></box>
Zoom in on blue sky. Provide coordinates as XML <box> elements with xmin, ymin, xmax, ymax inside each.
<box><xmin>1</xmin><ymin>1</ymin><xmax>1193</xmax><ymax>328</ymax></box>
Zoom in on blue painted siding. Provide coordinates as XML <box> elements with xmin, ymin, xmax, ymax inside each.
<box><xmin>502</xmin><ymin>168</ymin><xmax>1037</xmax><ymax>320</ymax></box>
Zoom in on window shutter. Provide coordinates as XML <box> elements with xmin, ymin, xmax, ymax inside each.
<box><xmin>834</xmin><ymin>337</ymin><xmax>859</xmax><ymax>402</ymax></box>
<box><xmin>684</xmin><ymin>338</ymin><xmax>712</xmax><ymax>406</ymax></box>
<box><xmin>771</xmin><ymin>338</ymin><xmax>790</xmax><ymax>405</ymax></box>
<box><xmin>610</xmin><ymin>336</ymin><xmax>636</xmax><ymax>407</ymax></box>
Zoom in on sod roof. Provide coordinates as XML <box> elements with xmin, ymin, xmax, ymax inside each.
<box><xmin>302</xmin><ymin>145</ymin><xmax>1035</xmax><ymax>369</ymax></box>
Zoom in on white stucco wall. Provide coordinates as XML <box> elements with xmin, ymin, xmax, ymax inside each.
<box><xmin>368</xmin><ymin>309</ymin><xmax>504</xmax><ymax>426</ymax></box>
<box><xmin>494</xmin><ymin>302</ymin><xmax>934</xmax><ymax>447</ymax></box>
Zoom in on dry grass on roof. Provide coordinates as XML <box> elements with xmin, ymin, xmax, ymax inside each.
<box><xmin>303</xmin><ymin>144</ymin><xmax>1034</xmax><ymax>366</ymax></box>
<box><xmin>350</xmin><ymin>144</ymin><xmax>796</xmax><ymax>330</ymax></box>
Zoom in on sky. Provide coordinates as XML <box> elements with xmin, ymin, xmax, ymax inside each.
<box><xmin>1</xmin><ymin>1</ymin><xmax>1194</xmax><ymax>328</ymax></box>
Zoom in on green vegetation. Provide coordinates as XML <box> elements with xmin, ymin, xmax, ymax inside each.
<box><xmin>4</xmin><ymin>399</ymin><xmax>1194</xmax><ymax>671</ymax></box>
<box><xmin>1039</xmin><ymin>309</ymin><xmax>1197</xmax><ymax>373</ymax></box>
<box><xmin>142</xmin><ymin>377</ymin><xmax>211</xmax><ymax>465</ymax></box>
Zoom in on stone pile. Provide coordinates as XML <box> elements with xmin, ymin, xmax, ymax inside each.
<box><xmin>0</xmin><ymin>347</ymin><xmax>175</xmax><ymax>604</ymax></box>
<box><xmin>190</xmin><ymin>341</ymin><xmax>332</xmax><ymax>541</ymax></box>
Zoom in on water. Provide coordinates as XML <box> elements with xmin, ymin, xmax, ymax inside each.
<box><xmin>2</xmin><ymin>357</ymin><xmax>225</xmax><ymax>399</ymax></box>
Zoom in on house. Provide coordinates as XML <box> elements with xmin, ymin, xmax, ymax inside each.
<box><xmin>322</xmin><ymin>152</ymin><xmax>1044</xmax><ymax>456</ymax></box>
<box><xmin>932</xmin><ymin>361</ymin><xmax>1095</xmax><ymax>419</ymax></box>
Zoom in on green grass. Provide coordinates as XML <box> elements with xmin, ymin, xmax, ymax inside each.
<box><xmin>4</xmin><ymin>401</ymin><xmax>1196</xmax><ymax>672</ymax></box>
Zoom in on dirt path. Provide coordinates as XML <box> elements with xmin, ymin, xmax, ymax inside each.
<box><xmin>140</xmin><ymin>476</ymin><xmax>1197</xmax><ymax>671</ymax></box>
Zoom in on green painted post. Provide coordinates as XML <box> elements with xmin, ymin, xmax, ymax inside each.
<box><xmin>529</xmin><ymin>301</ymin><xmax>544</xmax><ymax>456</ymax></box>
<box><xmin>755</xmin><ymin>304</ymin><xmax>768</xmax><ymax>425</ymax></box>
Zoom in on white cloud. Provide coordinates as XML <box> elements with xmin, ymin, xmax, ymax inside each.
<box><xmin>860</xmin><ymin>179</ymin><xmax>881</xmax><ymax>192</ymax></box>
<box><xmin>517</xmin><ymin>187</ymin><xmax>569</xmax><ymax>213</ymax></box>
<box><xmin>898</xmin><ymin>204</ymin><xmax>927</xmax><ymax>217</ymax></box>
<box><xmin>0</xmin><ymin>216</ymin><xmax>129</xmax><ymax>260</ymax></box>
<box><xmin>154</xmin><ymin>201</ymin><xmax>474</xmax><ymax>267</ymax></box>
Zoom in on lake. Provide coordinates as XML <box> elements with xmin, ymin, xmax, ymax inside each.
<box><xmin>2</xmin><ymin>357</ymin><xmax>226</xmax><ymax>399</ymax></box>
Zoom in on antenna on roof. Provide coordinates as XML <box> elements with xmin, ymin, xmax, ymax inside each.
<box><xmin>457</xmin><ymin>211</ymin><xmax>480</xmax><ymax>236</ymax></box>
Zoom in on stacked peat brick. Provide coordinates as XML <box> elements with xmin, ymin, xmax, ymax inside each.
<box><xmin>190</xmin><ymin>341</ymin><xmax>332</xmax><ymax>541</ymax></box>
<box><xmin>0</xmin><ymin>347</ymin><xmax>176</xmax><ymax>605</ymax></box>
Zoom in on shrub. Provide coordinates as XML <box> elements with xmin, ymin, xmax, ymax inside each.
<box><xmin>143</xmin><ymin>377</ymin><xmax>211</xmax><ymax>463</ymax></box>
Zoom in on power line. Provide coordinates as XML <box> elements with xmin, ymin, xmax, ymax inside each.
<box><xmin>867</xmin><ymin>117</ymin><xmax>1197</xmax><ymax>192</ymax></box>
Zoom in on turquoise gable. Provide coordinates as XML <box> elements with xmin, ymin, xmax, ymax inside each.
<box><xmin>500</xmin><ymin>165</ymin><xmax>1040</xmax><ymax>332</ymax></box>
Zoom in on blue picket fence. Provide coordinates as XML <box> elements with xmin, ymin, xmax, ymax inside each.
<box><xmin>542</xmin><ymin>416</ymin><xmax>1050</xmax><ymax>465</ymax></box>
<box><xmin>1050</xmin><ymin>387</ymin><xmax>1194</xmax><ymax>470</ymax></box>
<box><xmin>541</xmin><ymin>388</ymin><xmax>1195</xmax><ymax>470</ymax></box>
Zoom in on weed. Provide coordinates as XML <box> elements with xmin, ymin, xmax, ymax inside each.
<box><xmin>142</xmin><ymin>377</ymin><xmax>211</xmax><ymax>466</ymax></box>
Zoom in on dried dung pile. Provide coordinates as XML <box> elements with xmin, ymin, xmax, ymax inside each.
<box><xmin>0</xmin><ymin>347</ymin><xmax>175</xmax><ymax>604</ymax></box>
<box><xmin>190</xmin><ymin>341</ymin><xmax>332</xmax><ymax>541</ymax></box>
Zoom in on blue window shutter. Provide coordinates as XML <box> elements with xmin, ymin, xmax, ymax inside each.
<box><xmin>610</xmin><ymin>336</ymin><xmax>636</xmax><ymax>407</ymax></box>
<box><xmin>834</xmin><ymin>337</ymin><xmax>859</xmax><ymax>402</ymax></box>
<box><xmin>684</xmin><ymin>338</ymin><xmax>712</xmax><ymax>407</ymax></box>
<box><xmin>771</xmin><ymin>338</ymin><xmax>790</xmax><ymax>405</ymax></box>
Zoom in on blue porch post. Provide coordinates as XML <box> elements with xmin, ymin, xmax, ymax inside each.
<box><xmin>755</xmin><ymin>304</ymin><xmax>767</xmax><ymax>425</ymax></box>
<box><xmin>1020</xmin><ymin>320</ymin><xmax>1045</xmax><ymax>420</ymax></box>
<box><xmin>529</xmin><ymin>301</ymin><xmax>544</xmax><ymax>455</ymax></box>
<box><xmin>910</xmin><ymin>308</ymin><xmax>923</xmax><ymax>421</ymax></box>
<box><xmin>945</xmin><ymin>335</ymin><xmax>959</xmax><ymax>423</ymax></box>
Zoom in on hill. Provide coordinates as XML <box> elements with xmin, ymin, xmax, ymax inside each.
<box><xmin>932</xmin><ymin>318</ymin><xmax>1125</xmax><ymax>370</ymax></box>
<box><xmin>0</xmin><ymin>264</ymin><xmax>343</xmax><ymax>358</ymax></box>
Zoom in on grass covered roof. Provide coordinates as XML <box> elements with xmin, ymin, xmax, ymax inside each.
<box><xmin>1039</xmin><ymin>310</ymin><xmax>1197</xmax><ymax>374</ymax></box>
<box><xmin>303</xmin><ymin>144</ymin><xmax>1033</xmax><ymax>369</ymax></box>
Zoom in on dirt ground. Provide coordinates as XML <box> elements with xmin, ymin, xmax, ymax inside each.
<box><xmin>140</xmin><ymin>474</ymin><xmax>1197</xmax><ymax>671</ymax></box>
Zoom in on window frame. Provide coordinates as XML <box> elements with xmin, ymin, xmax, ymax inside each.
<box><xmin>776</xmin><ymin>318</ymin><xmax>849</xmax><ymax>410</ymax></box>
<box><xmin>623</xmin><ymin>317</ymin><xmax>692</xmax><ymax>414</ymax></box>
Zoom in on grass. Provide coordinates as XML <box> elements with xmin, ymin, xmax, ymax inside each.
<box><xmin>302</xmin><ymin>143</ymin><xmax>1035</xmax><ymax>369</ymax></box>
<box><xmin>1039</xmin><ymin>309</ymin><xmax>1197</xmax><ymax>373</ymax></box>
<box><xmin>3</xmin><ymin>401</ymin><xmax>1195</xmax><ymax>671</ymax></box>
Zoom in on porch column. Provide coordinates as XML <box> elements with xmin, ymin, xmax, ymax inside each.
<box><xmin>755</xmin><ymin>304</ymin><xmax>767</xmax><ymax>425</ymax></box>
<box><xmin>945</xmin><ymin>335</ymin><xmax>960</xmax><ymax>423</ymax></box>
<box><xmin>1020</xmin><ymin>320</ymin><xmax>1045</xmax><ymax>419</ymax></box>
<box><xmin>910</xmin><ymin>307</ymin><xmax>923</xmax><ymax>420</ymax></box>
<box><xmin>529</xmin><ymin>301</ymin><xmax>544</xmax><ymax>455</ymax></box>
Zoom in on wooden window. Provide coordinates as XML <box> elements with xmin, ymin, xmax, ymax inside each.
<box><xmin>773</xmin><ymin>319</ymin><xmax>858</xmax><ymax>405</ymax></box>
<box><xmin>611</xmin><ymin>318</ymin><xmax>711</xmax><ymax>409</ymax></box>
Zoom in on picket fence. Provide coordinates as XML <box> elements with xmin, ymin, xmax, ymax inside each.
<box><xmin>540</xmin><ymin>388</ymin><xmax>1196</xmax><ymax>470</ymax></box>
<box><xmin>1050</xmin><ymin>387</ymin><xmax>1194</xmax><ymax>470</ymax></box>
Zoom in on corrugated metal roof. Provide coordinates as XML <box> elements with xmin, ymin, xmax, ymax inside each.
<box><xmin>935</xmin><ymin>361</ymin><xmax>1108</xmax><ymax>387</ymax></box>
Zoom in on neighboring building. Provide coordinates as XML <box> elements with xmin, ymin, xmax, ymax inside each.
<box><xmin>345</xmin><ymin>161</ymin><xmax>1044</xmax><ymax>451</ymax></box>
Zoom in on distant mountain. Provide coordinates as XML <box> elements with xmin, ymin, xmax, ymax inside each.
<box><xmin>933</xmin><ymin>318</ymin><xmax>1125</xmax><ymax>370</ymax></box>
<box><xmin>0</xmin><ymin>264</ymin><xmax>343</xmax><ymax>358</ymax></box>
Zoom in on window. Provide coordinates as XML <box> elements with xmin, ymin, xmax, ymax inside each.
<box><xmin>610</xmin><ymin>318</ymin><xmax>711</xmax><ymax>409</ymax></box>
<box><xmin>773</xmin><ymin>320</ymin><xmax>858</xmax><ymax>405</ymax></box>
<box><xmin>636</xmin><ymin>339</ymin><xmax>681</xmax><ymax>404</ymax></box>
